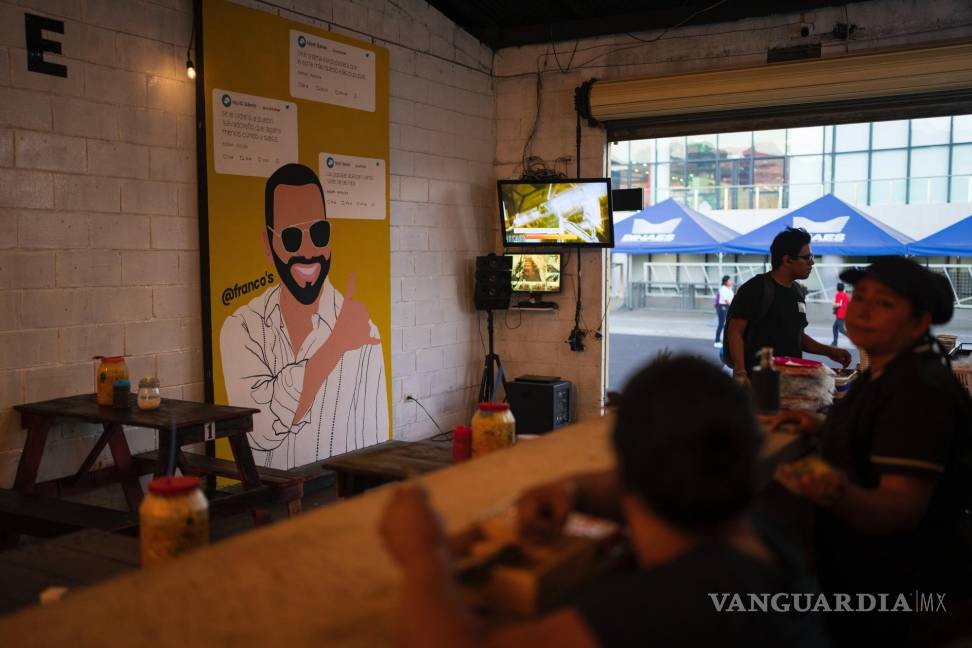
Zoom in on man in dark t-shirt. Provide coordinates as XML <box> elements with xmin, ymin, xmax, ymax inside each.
<box><xmin>378</xmin><ymin>357</ymin><xmax>828</xmax><ymax>648</ymax></box>
<box><xmin>726</xmin><ymin>227</ymin><xmax>851</xmax><ymax>377</ymax></box>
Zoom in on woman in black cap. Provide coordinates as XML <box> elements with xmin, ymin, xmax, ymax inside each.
<box><xmin>774</xmin><ymin>256</ymin><xmax>972</xmax><ymax>646</ymax></box>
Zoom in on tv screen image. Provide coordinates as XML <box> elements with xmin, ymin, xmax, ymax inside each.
<box><xmin>498</xmin><ymin>179</ymin><xmax>614</xmax><ymax>247</ymax></box>
<box><xmin>509</xmin><ymin>254</ymin><xmax>561</xmax><ymax>293</ymax></box>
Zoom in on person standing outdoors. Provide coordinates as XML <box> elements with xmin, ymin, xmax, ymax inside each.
<box><xmin>714</xmin><ymin>275</ymin><xmax>733</xmax><ymax>348</ymax></box>
<box><xmin>831</xmin><ymin>282</ymin><xmax>849</xmax><ymax>346</ymax></box>
<box><xmin>725</xmin><ymin>227</ymin><xmax>851</xmax><ymax>381</ymax></box>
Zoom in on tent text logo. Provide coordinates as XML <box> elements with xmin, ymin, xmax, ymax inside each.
<box><xmin>622</xmin><ymin>217</ymin><xmax>682</xmax><ymax>243</ymax></box>
<box><xmin>793</xmin><ymin>215</ymin><xmax>850</xmax><ymax>243</ymax></box>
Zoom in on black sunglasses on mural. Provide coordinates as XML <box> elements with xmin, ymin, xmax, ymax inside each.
<box><xmin>267</xmin><ymin>220</ymin><xmax>330</xmax><ymax>252</ymax></box>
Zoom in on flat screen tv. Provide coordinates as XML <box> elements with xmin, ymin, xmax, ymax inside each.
<box><xmin>498</xmin><ymin>179</ymin><xmax>615</xmax><ymax>247</ymax></box>
<box><xmin>508</xmin><ymin>253</ymin><xmax>562</xmax><ymax>294</ymax></box>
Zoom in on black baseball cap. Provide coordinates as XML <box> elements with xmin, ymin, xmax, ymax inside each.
<box><xmin>839</xmin><ymin>256</ymin><xmax>953</xmax><ymax>325</ymax></box>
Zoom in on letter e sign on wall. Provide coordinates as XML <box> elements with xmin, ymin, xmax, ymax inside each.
<box><xmin>25</xmin><ymin>13</ymin><xmax>67</xmax><ymax>78</ymax></box>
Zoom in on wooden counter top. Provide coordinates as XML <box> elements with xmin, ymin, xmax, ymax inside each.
<box><xmin>0</xmin><ymin>416</ymin><xmax>808</xmax><ymax>646</ymax></box>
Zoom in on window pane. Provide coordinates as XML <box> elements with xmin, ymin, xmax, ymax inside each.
<box><xmin>788</xmin><ymin>155</ymin><xmax>823</xmax><ymax>184</ymax></box>
<box><xmin>870</xmin><ymin>150</ymin><xmax>907</xmax><ymax>179</ymax></box>
<box><xmin>909</xmin><ymin>146</ymin><xmax>948</xmax><ymax>203</ymax></box>
<box><xmin>629</xmin><ymin>166</ymin><xmax>647</xmax><ymax>196</ymax></box>
<box><xmin>835</xmin><ymin>123</ymin><xmax>869</xmax><ymax>152</ymax></box>
<box><xmin>654</xmin><ymin>163</ymin><xmax>670</xmax><ymax>203</ymax></box>
<box><xmin>787</xmin><ymin>155</ymin><xmax>823</xmax><ymax>208</ymax></box>
<box><xmin>834</xmin><ymin>153</ymin><xmax>868</xmax><ymax>180</ymax></box>
<box><xmin>871</xmin><ymin>120</ymin><xmax>908</xmax><ymax>149</ymax></box>
<box><xmin>754</xmin><ymin>129</ymin><xmax>786</xmax><ymax>156</ymax></box>
<box><xmin>911</xmin><ymin>117</ymin><xmax>950</xmax><ymax>146</ymax></box>
<box><xmin>955</xmin><ymin>115</ymin><xmax>972</xmax><ymax>143</ymax></box>
<box><xmin>610</xmin><ymin>164</ymin><xmax>628</xmax><ymax>189</ymax></box>
<box><xmin>609</xmin><ymin>141</ymin><xmax>629</xmax><ymax>165</ymax></box>
<box><xmin>787</xmin><ymin>127</ymin><xmax>824</xmax><ymax>155</ymax></box>
<box><xmin>869</xmin><ymin>150</ymin><xmax>907</xmax><ymax>205</ymax></box>
<box><xmin>686</xmin><ymin>160</ymin><xmax>716</xmax><ymax>209</ymax></box>
<box><xmin>686</xmin><ymin>133</ymin><xmax>717</xmax><ymax>160</ymax></box>
<box><xmin>630</xmin><ymin>140</ymin><xmax>654</xmax><ymax>164</ymax></box>
<box><xmin>953</xmin><ymin>144</ymin><xmax>972</xmax><ymax>175</ymax></box>
<box><xmin>656</xmin><ymin>137</ymin><xmax>679</xmax><ymax>163</ymax></box>
<box><xmin>911</xmin><ymin>146</ymin><xmax>948</xmax><ymax>176</ymax></box>
<box><xmin>717</xmin><ymin>131</ymin><xmax>751</xmax><ymax>159</ymax></box>
<box><xmin>789</xmin><ymin>184</ymin><xmax>825</xmax><ymax>208</ymax></box>
<box><xmin>833</xmin><ymin>153</ymin><xmax>867</xmax><ymax>204</ymax></box>
<box><xmin>754</xmin><ymin>158</ymin><xmax>784</xmax><ymax>208</ymax></box>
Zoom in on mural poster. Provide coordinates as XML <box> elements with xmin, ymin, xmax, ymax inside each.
<box><xmin>201</xmin><ymin>0</ymin><xmax>391</xmax><ymax>469</ymax></box>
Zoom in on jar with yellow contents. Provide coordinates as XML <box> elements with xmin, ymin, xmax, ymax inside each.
<box><xmin>93</xmin><ymin>355</ymin><xmax>129</xmax><ymax>406</ymax></box>
<box><xmin>139</xmin><ymin>476</ymin><xmax>209</xmax><ymax>567</ymax></box>
<box><xmin>471</xmin><ymin>402</ymin><xmax>516</xmax><ymax>457</ymax></box>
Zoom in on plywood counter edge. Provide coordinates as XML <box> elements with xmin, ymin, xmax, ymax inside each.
<box><xmin>0</xmin><ymin>416</ymin><xmax>808</xmax><ymax>647</ymax></box>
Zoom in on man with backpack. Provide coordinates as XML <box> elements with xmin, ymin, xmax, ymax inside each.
<box><xmin>725</xmin><ymin>227</ymin><xmax>851</xmax><ymax>381</ymax></box>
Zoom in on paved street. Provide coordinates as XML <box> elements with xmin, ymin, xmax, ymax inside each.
<box><xmin>607</xmin><ymin>333</ymin><xmax>860</xmax><ymax>391</ymax></box>
<box><xmin>602</xmin><ymin>301</ymin><xmax>968</xmax><ymax>391</ymax></box>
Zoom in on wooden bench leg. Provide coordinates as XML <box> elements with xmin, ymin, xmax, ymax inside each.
<box><xmin>227</xmin><ymin>434</ymin><xmax>272</xmax><ymax>527</ymax></box>
<box><xmin>9</xmin><ymin>415</ymin><xmax>51</xmax><ymax>548</ymax></box>
<box><xmin>13</xmin><ymin>415</ymin><xmax>51</xmax><ymax>495</ymax></box>
<box><xmin>286</xmin><ymin>498</ymin><xmax>302</xmax><ymax>517</ymax></box>
<box><xmin>106</xmin><ymin>424</ymin><xmax>143</xmax><ymax>512</ymax></box>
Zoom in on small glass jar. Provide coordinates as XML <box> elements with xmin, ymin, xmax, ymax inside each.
<box><xmin>137</xmin><ymin>377</ymin><xmax>162</xmax><ymax>411</ymax></box>
<box><xmin>140</xmin><ymin>476</ymin><xmax>209</xmax><ymax>567</ymax></box>
<box><xmin>94</xmin><ymin>355</ymin><xmax>129</xmax><ymax>406</ymax></box>
<box><xmin>471</xmin><ymin>403</ymin><xmax>516</xmax><ymax>457</ymax></box>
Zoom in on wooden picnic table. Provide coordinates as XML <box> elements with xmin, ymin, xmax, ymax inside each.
<box><xmin>320</xmin><ymin>436</ymin><xmax>453</xmax><ymax>496</ymax></box>
<box><xmin>0</xmin><ymin>529</ymin><xmax>139</xmax><ymax>615</ymax></box>
<box><xmin>8</xmin><ymin>394</ymin><xmax>280</xmax><ymax>534</ymax></box>
<box><xmin>0</xmin><ymin>416</ymin><xmax>812</xmax><ymax>644</ymax></box>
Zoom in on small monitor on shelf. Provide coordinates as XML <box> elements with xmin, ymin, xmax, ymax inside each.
<box><xmin>508</xmin><ymin>253</ymin><xmax>561</xmax><ymax>309</ymax></box>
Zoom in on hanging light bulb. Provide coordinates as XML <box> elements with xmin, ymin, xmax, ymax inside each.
<box><xmin>186</xmin><ymin>57</ymin><xmax>196</xmax><ymax>80</ymax></box>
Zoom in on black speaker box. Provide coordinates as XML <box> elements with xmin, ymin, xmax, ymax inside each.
<box><xmin>476</xmin><ymin>254</ymin><xmax>512</xmax><ymax>271</ymax></box>
<box><xmin>612</xmin><ymin>188</ymin><xmax>643</xmax><ymax>212</ymax></box>
<box><xmin>506</xmin><ymin>377</ymin><xmax>571</xmax><ymax>434</ymax></box>
<box><xmin>474</xmin><ymin>254</ymin><xmax>512</xmax><ymax>310</ymax></box>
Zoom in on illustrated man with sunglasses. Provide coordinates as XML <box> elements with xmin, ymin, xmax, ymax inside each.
<box><xmin>725</xmin><ymin>226</ymin><xmax>851</xmax><ymax>381</ymax></box>
<box><xmin>220</xmin><ymin>163</ymin><xmax>388</xmax><ymax>469</ymax></box>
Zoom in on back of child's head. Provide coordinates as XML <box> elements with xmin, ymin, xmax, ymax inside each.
<box><xmin>613</xmin><ymin>356</ymin><xmax>761</xmax><ymax>532</ymax></box>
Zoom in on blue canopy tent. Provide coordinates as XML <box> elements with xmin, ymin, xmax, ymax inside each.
<box><xmin>908</xmin><ymin>214</ymin><xmax>972</xmax><ymax>256</ymax></box>
<box><xmin>722</xmin><ymin>193</ymin><xmax>913</xmax><ymax>256</ymax></box>
<box><xmin>613</xmin><ymin>198</ymin><xmax>738</xmax><ymax>254</ymax></box>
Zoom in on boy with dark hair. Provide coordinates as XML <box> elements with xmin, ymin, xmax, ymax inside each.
<box><xmin>379</xmin><ymin>356</ymin><xmax>828</xmax><ymax>648</ymax></box>
<box><xmin>725</xmin><ymin>227</ymin><xmax>850</xmax><ymax>380</ymax></box>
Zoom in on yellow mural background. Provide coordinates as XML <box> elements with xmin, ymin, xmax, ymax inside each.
<box><xmin>201</xmin><ymin>0</ymin><xmax>391</xmax><ymax>451</ymax></box>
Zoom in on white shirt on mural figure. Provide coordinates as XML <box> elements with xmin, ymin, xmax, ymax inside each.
<box><xmin>220</xmin><ymin>163</ymin><xmax>388</xmax><ymax>470</ymax></box>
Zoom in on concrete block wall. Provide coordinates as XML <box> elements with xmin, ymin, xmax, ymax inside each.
<box><xmin>493</xmin><ymin>0</ymin><xmax>972</xmax><ymax>421</ymax></box>
<box><xmin>0</xmin><ymin>0</ymin><xmax>496</xmax><ymax>487</ymax></box>
<box><xmin>0</xmin><ymin>0</ymin><xmax>201</xmax><ymax>487</ymax></box>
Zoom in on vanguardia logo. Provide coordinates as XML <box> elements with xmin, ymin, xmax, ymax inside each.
<box><xmin>792</xmin><ymin>215</ymin><xmax>850</xmax><ymax>243</ymax></box>
<box><xmin>708</xmin><ymin>592</ymin><xmax>947</xmax><ymax>613</ymax></box>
